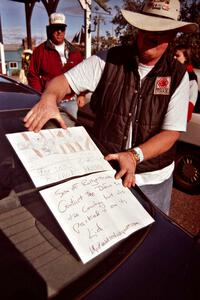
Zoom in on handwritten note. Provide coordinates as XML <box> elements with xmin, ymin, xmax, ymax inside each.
<box><xmin>40</xmin><ymin>170</ymin><xmax>154</xmax><ymax>263</ymax></box>
<box><xmin>6</xmin><ymin>127</ymin><xmax>112</xmax><ymax>187</ymax></box>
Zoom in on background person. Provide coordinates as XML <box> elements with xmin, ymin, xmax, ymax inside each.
<box><xmin>174</xmin><ymin>45</ymin><xmax>199</xmax><ymax>121</ymax></box>
<box><xmin>24</xmin><ymin>0</ymin><xmax>198</xmax><ymax>215</ymax></box>
<box><xmin>19</xmin><ymin>49</ymin><xmax>32</xmax><ymax>85</ymax></box>
<box><xmin>27</xmin><ymin>12</ymin><xmax>84</xmax><ymax>117</ymax></box>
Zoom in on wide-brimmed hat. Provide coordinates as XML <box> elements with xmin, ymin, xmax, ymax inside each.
<box><xmin>121</xmin><ymin>0</ymin><xmax>198</xmax><ymax>33</ymax></box>
<box><xmin>49</xmin><ymin>12</ymin><xmax>67</xmax><ymax>28</ymax></box>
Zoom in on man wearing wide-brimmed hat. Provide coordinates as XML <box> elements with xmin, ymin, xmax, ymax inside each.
<box><xmin>24</xmin><ymin>0</ymin><xmax>199</xmax><ymax>215</ymax></box>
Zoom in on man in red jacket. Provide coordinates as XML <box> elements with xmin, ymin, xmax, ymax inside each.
<box><xmin>27</xmin><ymin>12</ymin><xmax>84</xmax><ymax>116</ymax></box>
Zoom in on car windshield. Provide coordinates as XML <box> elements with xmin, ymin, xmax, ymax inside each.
<box><xmin>0</xmin><ymin>110</ymin><xmax>35</xmax><ymax>200</ymax></box>
<box><xmin>0</xmin><ymin>76</ymin><xmax>40</xmax><ymax>111</ymax></box>
<box><xmin>0</xmin><ymin>76</ymin><xmax>37</xmax><ymax>94</ymax></box>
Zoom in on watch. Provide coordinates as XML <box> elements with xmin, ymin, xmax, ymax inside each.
<box><xmin>128</xmin><ymin>147</ymin><xmax>144</xmax><ymax>164</ymax></box>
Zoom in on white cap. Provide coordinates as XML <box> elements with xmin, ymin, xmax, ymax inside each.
<box><xmin>23</xmin><ymin>49</ymin><xmax>33</xmax><ymax>55</ymax></box>
<box><xmin>49</xmin><ymin>13</ymin><xmax>66</xmax><ymax>26</ymax></box>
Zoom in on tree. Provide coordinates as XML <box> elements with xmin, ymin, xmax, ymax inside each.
<box><xmin>175</xmin><ymin>0</ymin><xmax>200</xmax><ymax>68</ymax></box>
<box><xmin>112</xmin><ymin>0</ymin><xmax>143</xmax><ymax>37</ymax></box>
<box><xmin>92</xmin><ymin>31</ymin><xmax>118</xmax><ymax>53</ymax></box>
<box><xmin>94</xmin><ymin>0</ymin><xmax>111</xmax><ymax>13</ymax></box>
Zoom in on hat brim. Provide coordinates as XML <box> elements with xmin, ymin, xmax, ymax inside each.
<box><xmin>48</xmin><ymin>24</ymin><xmax>67</xmax><ymax>28</ymax></box>
<box><xmin>121</xmin><ymin>9</ymin><xmax>199</xmax><ymax>33</ymax></box>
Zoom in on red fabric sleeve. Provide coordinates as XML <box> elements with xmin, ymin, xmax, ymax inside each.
<box><xmin>187</xmin><ymin>101</ymin><xmax>195</xmax><ymax>122</ymax></box>
<box><xmin>27</xmin><ymin>47</ymin><xmax>43</xmax><ymax>92</ymax></box>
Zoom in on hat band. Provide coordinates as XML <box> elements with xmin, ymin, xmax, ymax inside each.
<box><xmin>142</xmin><ymin>11</ymin><xmax>180</xmax><ymax>22</ymax></box>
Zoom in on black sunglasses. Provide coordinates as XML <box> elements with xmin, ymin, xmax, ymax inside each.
<box><xmin>51</xmin><ymin>25</ymin><xmax>66</xmax><ymax>32</ymax></box>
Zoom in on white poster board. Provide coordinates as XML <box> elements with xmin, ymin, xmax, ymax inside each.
<box><xmin>6</xmin><ymin>127</ymin><xmax>112</xmax><ymax>187</ymax></box>
<box><xmin>40</xmin><ymin>170</ymin><xmax>154</xmax><ymax>263</ymax></box>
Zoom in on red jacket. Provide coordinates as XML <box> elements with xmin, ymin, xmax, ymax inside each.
<box><xmin>27</xmin><ymin>39</ymin><xmax>83</xmax><ymax>92</ymax></box>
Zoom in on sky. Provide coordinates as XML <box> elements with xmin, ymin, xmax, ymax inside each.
<box><xmin>0</xmin><ymin>0</ymin><xmax>123</xmax><ymax>45</ymax></box>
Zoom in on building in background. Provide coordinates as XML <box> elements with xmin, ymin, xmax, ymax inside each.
<box><xmin>2</xmin><ymin>38</ymin><xmax>36</xmax><ymax>78</ymax></box>
<box><xmin>4</xmin><ymin>44</ymin><xmax>22</xmax><ymax>77</ymax></box>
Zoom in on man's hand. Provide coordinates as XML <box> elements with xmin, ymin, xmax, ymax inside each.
<box><xmin>105</xmin><ymin>151</ymin><xmax>137</xmax><ymax>188</ymax></box>
<box><xmin>23</xmin><ymin>96</ymin><xmax>66</xmax><ymax>132</ymax></box>
<box><xmin>24</xmin><ymin>74</ymin><xmax>72</xmax><ymax>132</ymax></box>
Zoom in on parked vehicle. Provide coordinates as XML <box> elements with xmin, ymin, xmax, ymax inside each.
<box><xmin>174</xmin><ymin>112</ymin><xmax>200</xmax><ymax>195</ymax></box>
<box><xmin>0</xmin><ymin>74</ymin><xmax>40</xmax><ymax>111</ymax></box>
<box><xmin>0</xmin><ymin>75</ymin><xmax>200</xmax><ymax>300</ymax></box>
<box><xmin>174</xmin><ymin>69</ymin><xmax>200</xmax><ymax>195</ymax></box>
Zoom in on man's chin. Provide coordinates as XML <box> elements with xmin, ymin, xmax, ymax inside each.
<box><xmin>139</xmin><ymin>50</ymin><xmax>158</xmax><ymax>65</ymax></box>
<box><xmin>54</xmin><ymin>39</ymin><xmax>64</xmax><ymax>45</ymax></box>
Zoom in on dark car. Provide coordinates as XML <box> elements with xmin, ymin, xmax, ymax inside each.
<box><xmin>0</xmin><ymin>75</ymin><xmax>200</xmax><ymax>300</ymax></box>
<box><xmin>0</xmin><ymin>74</ymin><xmax>41</xmax><ymax>111</ymax></box>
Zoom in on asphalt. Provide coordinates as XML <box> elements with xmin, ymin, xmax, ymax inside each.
<box><xmin>170</xmin><ymin>188</ymin><xmax>200</xmax><ymax>236</ymax></box>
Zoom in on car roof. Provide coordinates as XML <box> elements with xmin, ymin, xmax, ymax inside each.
<box><xmin>0</xmin><ymin>75</ymin><xmax>40</xmax><ymax>111</ymax></box>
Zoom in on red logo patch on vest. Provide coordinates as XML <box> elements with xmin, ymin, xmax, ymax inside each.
<box><xmin>154</xmin><ymin>77</ymin><xmax>171</xmax><ymax>95</ymax></box>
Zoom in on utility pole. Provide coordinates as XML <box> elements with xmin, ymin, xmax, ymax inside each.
<box><xmin>94</xmin><ymin>14</ymin><xmax>104</xmax><ymax>52</ymax></box>
<box><xmin>78</xmin><ymin>0</ymin><xmax>110</xmax><ymax>57</ymax></box>
<box><xmin>78</xmin><ymin>0</ymin><xmax>92</xmax><ymax>58</ymax></box>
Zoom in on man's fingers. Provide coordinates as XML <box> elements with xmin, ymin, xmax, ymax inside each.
<box><xmin>23</xmin><ymin>109</ymin><xmax>33</xmax><ymax>122</ymax></box>
<box><xmin>115</xmin><ymin>168</ymin><xmax>126</xmax><ymax>180</ymax></box>
<box><xmin>24</xmin><ymin>114</ymin><xmax>46</xmax><ymax>132</ymax></box>
<box><xmin>23</xmin><ymin>113</ymin><xmax>34</xmax><ymax>129</ymax></box>
<box><xmin>23</xmin><ymin>101</ymin><xmax>67</xmax><ymax>132</ymax></box>
<box><xmin>123</xmin><ymin>173</ymin><xmax>136</xmax><ymax>188</ymax></box>
<box><xmin>31</xmin><ymin>118</ymin><xmax>47</xmax><ymax>132</ymax></box>
<box><xmin>104</xmin><ymin>153</ymin><xmax>119</xmax><ymax>161</ymax></box>
<box><xmin>25</xmin><ymin>113</ymin><xmax>66</xmax><ymax>132</ymax></box>
<box><xmin>57</xmin><ymin>115</ymin><xmax>67</xmax><ymax>129</ymax></box>
<box><xmin>115</xmin><ymin>170</ymin><xmax>135</xmax><ymax>188</ymax></box>
<box><xmin>105</xmin><ymin>151</ymin><xmax>137</xmax><ymax>188</ymax></box>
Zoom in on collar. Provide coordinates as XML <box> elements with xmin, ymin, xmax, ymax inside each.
<box><xmin>45</xmin><ymin>39</ymin><xmax>76</xmax><ymax>53</ymax></box>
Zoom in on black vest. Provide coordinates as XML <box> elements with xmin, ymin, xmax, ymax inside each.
<box><xmin>90</xmin><ymin>45</ymin><xmax>186</xmax><ymax>173</ymax></box>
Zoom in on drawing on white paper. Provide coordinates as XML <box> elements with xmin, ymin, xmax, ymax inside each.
<box><xmin>6</xmin><ymin>127</ymin><xmax>112</xmax><ymax>187</ymax></box>
<box><xmin>40</xmin><ymin>170</ymin><xmax>154</xmax><ymax>264</ymax></box>
<box><xmin>18</xmin><ymin>129</ymin><xmax>96</xmax><ymax>157</ymax></box>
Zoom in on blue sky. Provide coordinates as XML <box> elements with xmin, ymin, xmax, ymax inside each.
<box><xmin>0</xmin><ymin>0</ymin><xmax>122</xmax><ymax>45</ymax></box>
